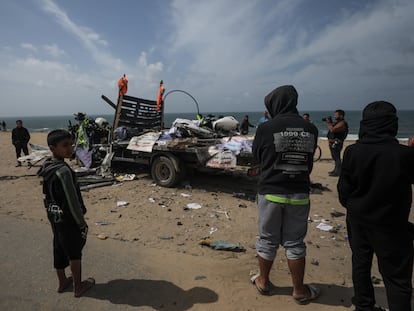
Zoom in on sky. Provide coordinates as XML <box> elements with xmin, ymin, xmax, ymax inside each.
<box><xmin>0</xmin><ymin>0</ymin><xmax>413</xmax><ymax>117</ymax></box>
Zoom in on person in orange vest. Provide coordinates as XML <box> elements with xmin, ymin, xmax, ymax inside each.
<box><xmin>118</xmin><ymin>74</ymin><xmax>128</xmax><ymax>96</ymax></box>
<box><xmin>156</xmin><ymin>80</ymin><xmax>165</xmax><ymax>112</ymax></box>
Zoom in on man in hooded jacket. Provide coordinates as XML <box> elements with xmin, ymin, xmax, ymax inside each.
<box><xmin>252</xmin><ymin>85</ymin><xmax>320</xmax><ymax>304</ymax></box>
<box><xmin>338</xmin><ymin>101</ymin><xmax>414</xmax><ymax>311</ymax></box>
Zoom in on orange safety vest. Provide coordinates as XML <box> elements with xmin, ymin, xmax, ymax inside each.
<box><xmin>118</xmin><ymin>75</ymin><xmax>128</xmax><ymax>96</ymax></box>
<box><xmin>156</xmin><ymin>84</ymin><xmax>165</xmax><ymax>112</ymax></box>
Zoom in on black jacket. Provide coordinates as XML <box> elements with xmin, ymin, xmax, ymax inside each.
<box><xmin>338</xmin><ymin>101</ymin><xmax>414</xmax><ymax>228</ymax></box>
<box><xmin>253</xmin><ymin>85</ymin><xmax>318</xmax><ymax>194</ymax></box>
<box><xmin>37</xmin><ymin>158</ymin><xmax>86</xmax><ymax>226</ymax></box>
<box><xmin>12</xmin><ymin>127</ymin><xmax>30</xmax><ymax>145</ymax></box>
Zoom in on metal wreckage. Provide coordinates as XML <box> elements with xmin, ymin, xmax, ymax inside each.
<box><xmin>62</xmin><ymin>88</ymin><xmax>258</xmax><ymax>190</ymax></box>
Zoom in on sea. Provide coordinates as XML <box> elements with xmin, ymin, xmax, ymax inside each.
<box><xmin>1</xmin><ymin>110</ymin><xmax>413</xmax><ymax>140</ymax></box>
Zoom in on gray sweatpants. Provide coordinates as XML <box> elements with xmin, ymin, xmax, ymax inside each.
<box><xmin>256</xmin><ymin>193</ymin><xmax>310</xmax><ymax>261</ymax></box>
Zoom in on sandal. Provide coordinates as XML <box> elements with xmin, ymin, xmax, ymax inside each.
<box><xmin>74</xmin><ymin>277</ymin><xmax>95</xmax><ymax>298</ymax></box>
<box><xmin>293</xmin><ymin>284</ymin><xmax>320</xmax><ymax>305</ymax></box>
<box><xmin>250</xmin><ymin>273</ymin><xmax>270</xmax><ymax>296</ymax></box>
<box><xmin>57</xmin><ymin>276</ymin><xmax>73</xmax><ymax>293</ymax></box>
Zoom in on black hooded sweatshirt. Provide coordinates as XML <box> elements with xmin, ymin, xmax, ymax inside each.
<box><xmin>337</xmin><ymin>101</ymin><xmax>414</xmax><ymax>228</ymax></box>
<box><xmin>37</xmin><ymin>157</ymin><xmax>86</xmax><ymax>226</ymax></box>
<box><xmin>252</xmin><ymin>85</ymin><xmax>318</xmax><ymax>194</ymax></box>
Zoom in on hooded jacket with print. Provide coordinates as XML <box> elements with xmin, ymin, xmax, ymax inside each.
<box><xmin>252</xmin><ymin>85</ymin><xmax>318</xmax><ymax>195</ymax></box>
<box><xmin>37</xmin><ymin>157</ymin><xmax>86</xmax><ymax>226</ymax></box>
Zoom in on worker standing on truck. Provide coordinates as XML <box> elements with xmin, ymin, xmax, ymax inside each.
<box><xmin>156</xmin><ymin>80</ymin><xmax>165</xmax><ymax>112</ymax></box>
<box><xmin>118</xmin><ymin>74</ymin><xmax>128</xmax><ymax>97</ymax></box>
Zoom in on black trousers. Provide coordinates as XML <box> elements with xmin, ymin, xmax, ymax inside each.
<box><xmin>14</xmin><ymin>142</ymin><xmax>29</xmax><ymax>159</ymax></box>
<box><xmin>329</xmin><ymin>141</ymin><xmax>343</xmax><ymax>174</ymax></box>
<box><xmin>347</xmin><ymin>219</ymin><xmax>413</xmax><ymax>311</ymax></box>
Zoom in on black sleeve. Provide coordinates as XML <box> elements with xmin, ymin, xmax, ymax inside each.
<box><xmin>25</xmin><ymin>128</ymin><xmax>30</xmax><ymax>142</ymax></box>
<box><xmin>337</xmin><ymin>147</ymin><xmax>352</xmax><ymax>208</ymax></box>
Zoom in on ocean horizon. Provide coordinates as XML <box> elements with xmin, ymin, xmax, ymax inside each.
<box><xmin>1</xmin><ymin>110</ymin><xmax>413</xmax><ymax>139</ymax></box>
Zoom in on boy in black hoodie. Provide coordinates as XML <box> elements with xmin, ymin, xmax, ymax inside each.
<box><xmin>38</xmin><ymin>129</ymin><xmax>95</xmax><ymax>297</ymax></box>
<box><xmin>338</xmin><ymin>101</ymin><xmax>414</xmax><ymax>311</ymax></box>
<box><xmin>252</xmin><ymin>85</ymin><xmax>319</xmax><ymax>304</ymax></box>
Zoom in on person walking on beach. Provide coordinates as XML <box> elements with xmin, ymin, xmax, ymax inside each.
<box><xmin>338</xmin><ymin>101</ymin><xmax>414</xmax><ymax>311</ymax></box>
<box><xmin>37</xmin><ymin>129</ymin><xmax>95</xmax><ymax>297</ymax></box>
<box><xmin>2</xmin><ymin>120</ymin><xmax>6</xmax><ymax>131</ymax></box>
<box><xmin>252</xmin><ymin>85</ymin><xmax>320</xmax><ymax>304</ymax></box>
<box><xmin>325</xmin><ymin>109</ymin><xmax>348</xmax><ymax>176</ymax></box>
<box><xmin>240</xmin><ymin>115</ymin><xmax>255</xmax><ymax>135</ymax></box>
<box><xmin>12</xmin><ymin>119</ymin><xmax>30</xmax><ymax>166</ymax></box>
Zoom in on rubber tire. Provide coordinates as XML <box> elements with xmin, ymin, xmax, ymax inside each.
<box><xmin>151</xmin><ymin>156</ymin><xmax>181</xmax><ymax>187</ymax></box>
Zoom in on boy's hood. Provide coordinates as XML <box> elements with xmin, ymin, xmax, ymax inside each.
<box><xmin>37</xmin><ymin>157</ymin><xmax>66</xmax><ymax>181</ymax></box>
<box><xmin>358</xmin><ymin>101</ymin><xmax>398</xmax><ymax>143</ymax></box>
<box><xmin>264</xmin><ymin>85</ymin><xmax>298</xmax><ymax>118</ymax></box>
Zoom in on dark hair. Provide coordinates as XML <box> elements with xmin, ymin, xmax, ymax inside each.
<box><xmin>47</xmin><ymin>129</ymin><xmax>72</xmax><ymax>146</ymax></box>
<box><xmin>303</xmin><ymin>113</ymin><xmax>310</xmax><ymax>117</ymax></box>
<box><xmin>16</xmin><ymin>119</ymin><xmax>22</xmax><ymax>123</ymax></box>
<box><xmin>335</xmin><ymin>109</ymin><xmax>345</xmax><ymax>117</ymax></box>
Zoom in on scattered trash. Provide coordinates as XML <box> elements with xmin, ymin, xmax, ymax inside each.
<box><xmin>186</xmin><ymin>203</ymin><xmax>202</xmax><ymax>209</ymax></box>
<box><xmin>195</xmin><ymin>275</ymin><xmax>207</xmax><ymax>280</ymax></box>
<box><xmin>198</xmin><ymin>238</ymin><xmax>246</xmax><ymax>252</ymax></box>
<box><xmin>158</xmin><ymin>236</ymin><xmax>174</xmax><ymax>240</ymax></box>
<box><xmin>96</xmin><ymin>233</ymin><xmax>107</xmax><ymax>240</ymax></box>
<box><xmin>95</xmin><ymin>221</ymin><xmax>113</xmax><ymax>226</ymax></box>
<box><xmin>209</xmin><ymin>227</ymin><xmax>218</xmax><ymax>235</ymax></box>
<box><xmin>148</xmin><ymin>198</ymin><xmax>156</xmax><ymax>203</ymax></box>
<box><xmin>330</xmin><ymin>211</ymin><xmax>345</xmax><ymax>218</ymax></box>
<box><xmin>112</xmin><ymin>182</ymin><xmax>123</xmax><ymax>187</ymax></box>
<box><xmin>239</xmin><ymin>203</ymin><xmax>247</xmax><ymax>208</ymax></box>
<box><xmin>213</xmin><ymin>210</ymin><xmax>230</xmax><ymax>219</ymax></box>
<box><xmin>116</xmin><ymin>201</ymin><xmax>129</xmax><ymax>207</ymax></box>
<box><xmin>177</xmin><ymin>221</ymin><xmax>183</xmax><ymax>226</ymax></box>
<box><xmin>115</xmin><ymin>174</ymin><xmax>136</xmax><ymax>182</ymax></box>
<box><xmin>316</xmin><ymin>222</ymin><xmax>334</xmax><ymax>232</ymax></box>
<box><xmin>311</xmin><ymin>258</ymin><xmax>319</xmax><ymax>266</ymax></box>
<box><xmin>80</xmin><ymin>181</ymin><xmax>114</xmax><ymax>191</ymax></box>
<box><xmin>184</xmin><ymin>184</ymin><xmax>192</xmax><ymax>191</ymax></box>
<box><xmin>181</xmin><ymin>193</ymin><xmax>192</xmax><ymax>198</ymax></box>
<box><xmin>371</xmin><ymin>276</ymin><xmax>382</xmax><ymax>284</ymax></box>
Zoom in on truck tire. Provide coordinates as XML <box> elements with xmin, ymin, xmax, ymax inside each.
<box><xmin>151</xmin><ymin>155</ymin><xmax>182</xmax><ymax>187</ymax></box>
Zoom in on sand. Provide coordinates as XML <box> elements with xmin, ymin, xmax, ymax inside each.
<box><xmin>0</xmin><ymin>130</ymin><xmax>412</xmax><ymax>310</ymax></box>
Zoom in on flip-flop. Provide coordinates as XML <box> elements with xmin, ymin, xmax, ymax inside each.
<box><xmin>57</xmin><ymin>276</ymin><xmax>73</xmax><ymax>293</ymax></box>
<box><xmin>74</xmin><ymin>277</ymin><xmax>95</xmax><ymax>298</ymax></box>
<box><xmin>250</xmin><ymin>273</ymin><xmax>270</xmax><ymax>296</ymax></box>
<box><xmin>293</xmin><ymin>284</ymin><xmax>320</xmax><ymax>305</ymax></box>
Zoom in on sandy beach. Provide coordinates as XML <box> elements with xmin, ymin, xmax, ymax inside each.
<box><xmin>1</xmin><ymin>131</ymin><xmax>413</xmax><ymax>310</ymax></box>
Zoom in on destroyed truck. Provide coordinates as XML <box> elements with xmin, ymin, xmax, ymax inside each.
<box><xmin>98</xmin><ymin>93</ymin><xmax>257</xmax><ymax>187</ymax></box>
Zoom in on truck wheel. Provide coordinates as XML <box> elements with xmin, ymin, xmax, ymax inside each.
<box><xmin>151</xmin><ymin>156</ymin><xmax>181</xmax><ymax>187</ymax></box>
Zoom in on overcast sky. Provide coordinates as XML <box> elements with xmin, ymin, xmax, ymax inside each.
<box><xmin>1</xmin><ymin>0</ymin><xmax>413</xmax><ymax>117</ymax></box>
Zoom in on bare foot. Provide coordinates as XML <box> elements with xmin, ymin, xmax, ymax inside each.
<box><xmin>74</xmin><ymin>278</ymin><xmax>95</xmax><ymax>298</ymax></box>
<box><xmin>57</xmin><ymin>276</ymin><xmax>73</xmax><ymax>293</ymax></box>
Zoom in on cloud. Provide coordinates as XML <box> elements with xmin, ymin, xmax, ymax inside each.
<box><xmin>164</xmin><ymin>0</ymin><xmax>414</xmax><ymax>111</ymax></box>
<box><xmin>20</xmin><ymin>43</ymin><xmax>37</xmax><ymax>53</ymax></box>
<box><xmin>43</xmin><ymin>44</ymin><xmax>66</xmax><ymax>58</ymax></box>
<box><xmin>39</xmin><ymin>0</ymin><xmax>119</xmax><ymax>71</ymax></box>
